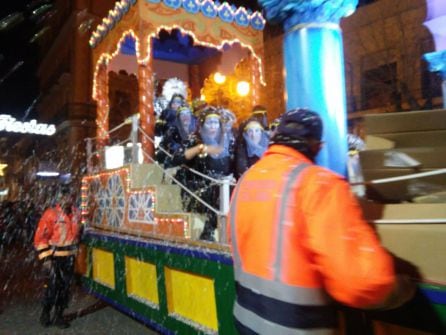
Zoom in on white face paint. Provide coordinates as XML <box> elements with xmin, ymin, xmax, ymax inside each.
<box><xmin>203</xmin><ymin>116</ymin><xmax>220</xmax><ymax>139</ymax></box>
<box><xmin>245</xmin><ymin>121</ymin><xmax>263</xmax><ymax>145</ymax></box>
<box><xmin>224</xmin><ymin>119</ymin><xmax>234</xmax><ymax>133</ymax></box>
<box><xmin>170</xmin><ymin>98</ymin><xmax>183</xmax><ymax>111</ymax></box>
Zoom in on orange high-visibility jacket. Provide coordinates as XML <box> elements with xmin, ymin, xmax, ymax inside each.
<box><xmin>228</xmin><ymin>145</ymin><xmax>396</xmax><ymax>334</ymax></box>
<box><xmin>34</xmin><ymin>205</ymin><xmax>81</xmax><ymax>260</ymax></box>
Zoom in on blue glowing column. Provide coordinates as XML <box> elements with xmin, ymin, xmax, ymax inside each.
<box><xmin>284</xmin><ymin>23</ymin><xmax>347</xmax><ymax>175</ymax></box>
<box><xmin>258</xmin><ymin>0</ymin><xmax>358</xmax><ymax>176</ymax></box>
<box><xmin>424</xmin><ymin>0</ymin><xmax>446</xmax><ymax>108</ymax></box>
<box><xmin>424</xmin><ymin>52</ymin><xmax>446</xmax><ymax>109</ymax></box>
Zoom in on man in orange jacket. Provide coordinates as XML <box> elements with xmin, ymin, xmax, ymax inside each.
<box><xmin>228</xmin><ymin>109</ymin><xmax>415</xmax><ymax>334</ymax></box>
<box><xmin>34</xmin><ymin>185</ymin><xmax>81</xmax><ymax>329</ymax></box>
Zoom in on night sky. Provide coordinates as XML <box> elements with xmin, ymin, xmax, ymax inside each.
<box><xmin>0</xmin><ymin>0</ymin><xmax>42</xmax><ymax>120</ymax></box>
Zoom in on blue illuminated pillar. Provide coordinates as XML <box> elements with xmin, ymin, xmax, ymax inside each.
<box><xmin>258</xmin><ymin>1</ymin><xmax>358</xmax><ymax>176</ymax></box>
<box><xmin>424</xmin><ymin>0</ymin><xmax>446</xmax><ymax>108</ymax></box>
<box><xmin>424</xmin><ymin>51</ymin><xmax>446</xmax><ymax>109</ymax></box>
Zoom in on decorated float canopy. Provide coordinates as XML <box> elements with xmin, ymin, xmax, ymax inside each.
<box><xmin>89</xmin><ymin>0</ymin><xmax>266</xmax><ymax>156</ymax></box>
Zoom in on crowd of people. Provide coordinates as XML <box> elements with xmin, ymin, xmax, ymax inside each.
<box><xmin>0</xmin><ymin>89</ymin><xmax>418</xmax><ymax>333</ymax></box>
<box><xmin>153</xmin><ymin>91</ymin><xmax>277</xmax><ymax>241</ymax></box>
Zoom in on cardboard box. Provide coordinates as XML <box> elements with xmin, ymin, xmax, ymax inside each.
<box><xmin>360</xmin><ymin>147</ymin><xmax>446</xmax><ymax>170</ymax></box>
<box><xmin>363</xmin><ymin>170</ymin><xmax>446</xmax><ymax>202</ymax></box>
<box><xmin>364</xmin><ymin>130</ymin><xmax>446</xmax><ymax>148</ymax></box>
<box><xmin>358</xmin><ymin>110</ymin><xmax>446</xmax><ymax>285</ymax></box>
<box><xmin>360</xmin><ymin>202</ymin><xmax>446</xmax><ymax>221</ymax></box>
<box><xmin>364</xmin><ymin>135</ymin><xmax>395</xmax><ymax>150</ymax></box>
<box><xmin>377</xmin><ymin>224</ymin><xmax>446</xmax><ymax>284</ymax></box>
<box><xmin>360</xmin><ymin>109</ymin><xmax>446</xmax><ymax>202</ymax></box>
<box><xmin>365</xmin><ymin>109</ymin><xmax>446</xmax><ymax>134</ymax></box>
<box><xmin>360</xmin><ymin>202</ymin><xmax>446</xmax><ymax>284</ymax></box>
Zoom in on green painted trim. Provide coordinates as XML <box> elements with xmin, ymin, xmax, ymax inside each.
<box><xmin>432</xmin><ymin>304</ymin><xmax>446</xmax><ymax>327</ymax></box>
<box><xmin>419</xmin><ymin>283</ymin><xmax>446</xmax><ymax>292</ymax></box>
<box><xmin>418</xmin><ymin>283</ymin><xmax>446</xmax><ymax>291</ymax></box>
<box><xmin>82</xmin><ymin>233</ymin><xmax>446</xmax><ymax>334</ymax></box>
<box><xmin>419</xmin><ymin>282</ymin><xmax>446</xmax><ymax>326</ymax></box>
<box><xmin>114</xmin><ymin>252</ymin><xmax>126</xmax><ymax>297</ymax></box>
<box><xmin>82</xmin><ymin>233</ymin><xmax>237</xmax><ymax>334</ymax></box>
<box><xmin>215</xmin><ymin>271</ymin><xmax>237</xmax><ymax>334</ymax></box>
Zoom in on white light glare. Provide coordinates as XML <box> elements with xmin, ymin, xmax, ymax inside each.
<box><xmin>36</xmin><ymin>171</ymin><xmax>60</xmax><ymax>177</ymax></box>
<box><xmin>213</xmin><ymin>72</ymin><xmax>226</xmax><ymax>84</ymax></box>
<box><xmin>237</xmin><ymin>81</ymin><xmax>250</xmax><ymax>96</ymax></box>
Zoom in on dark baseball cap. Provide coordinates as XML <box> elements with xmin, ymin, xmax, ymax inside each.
<box><xmin>275</xmin><ymin>108</ymin><xmax>323</xmax><ymax>141</ymax></box>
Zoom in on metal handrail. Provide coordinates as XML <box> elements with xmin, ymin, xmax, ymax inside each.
<box><xmin>139</xmin><ymin>126</ymin><xmax>237</xmax><ymax>187</ymax></box>
<box><xmin>350</xmin><ymin>168</ymin><xmax>446</xmax><ymax>186</ymax></box>
<box><xmin>139</xmin><ymin>146</ymin><xmax>222</xmax><ymax>216</ymax></box>
<box><xmin>84</xmin><ymin>116</ymin><xmax>230</xmax><ymax>217</ymax></box>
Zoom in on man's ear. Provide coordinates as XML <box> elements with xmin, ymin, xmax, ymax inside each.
<box><xmin>308</xmin><ymin>138</ymin><xmax>323</xmax><ymax>155</ymax></box>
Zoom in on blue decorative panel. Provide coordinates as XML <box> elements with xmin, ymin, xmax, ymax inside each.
<box><xmin>182</xmin><ymin>0</ymin><xmax>200</xmax><ymax>14</ymax></box>
<box><xmin>104</xmin><ymin>174</ymin><xmax>126</xmax><ymax>227</ymax></box>
<box><xmin>258</xmin><ymin>0</ymin><xmax>358</xmax><ymax>26</ymax></box>
<box><xmin>163</xmin><ymin>0</ymin><xmax>182</xmax><ymax>9</ymax></box>
<box><xmin>120</xmin><ymin>35</ymin><xmax>136</xmax><ymax>55</ymax></box>
<box><xmin>234</xmin><ymin>7</ymin><xmax>249</xmax><ymax>27</ymax></box>
<box><xmin>218</xmin><ymin>3</ymin><xmax>234</xmax><ymax>23</ymax></box>
<box><xmin>128</xmin><ymin>192</ymin><xmax>155</xmax><ymax>224</ymax></box>
<box><xmin>122</xmin><ymin>1</ymin><xmax>130</xmax><ymax>13</ymax></box>
<box><xmin>201</xmin><ymin>0</ymin><xmax>217</xmax><ymax>18</ymax></box>
<box><xmin>250</xmin><ymin>12</ymin><xmax>265</xmax><ymax>30</ymax></box>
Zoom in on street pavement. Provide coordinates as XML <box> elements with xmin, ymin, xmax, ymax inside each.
<box><xmin>0</xmin><ymin>241</ymin><xmax>160</xmax><ymax>335</ymax></box>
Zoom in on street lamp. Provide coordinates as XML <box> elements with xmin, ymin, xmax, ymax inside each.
<box><xmin>236</xmin><ymin>81</ymin><xmax>250</xmax><ymax>97</ymax></box>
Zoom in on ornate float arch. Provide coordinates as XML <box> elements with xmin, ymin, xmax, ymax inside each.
<box><xmin>90</xmin><ymin>0</ymin><xmax>265</xmax><ymax>158</ymax></box>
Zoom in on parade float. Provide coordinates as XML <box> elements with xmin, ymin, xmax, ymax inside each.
<box><xmin>80</xmin><ymin>0</ymin><xmax>445</xmax><ymax>334</ymax></box>
<box><xmin>80</xmin><ymin>0</ymin><xmax>264</xmax><ymax>333</ymax></box>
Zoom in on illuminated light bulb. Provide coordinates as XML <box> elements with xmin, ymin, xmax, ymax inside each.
<box><xmin>213</xmin><ymin>72</ymin><xmax>226</xmax><ymax>84</ymax></box>
<box><xmin>0</xmin><ymin>163</ymin><xmax>7</xmax><ymax>177</ymax></box>
<box><xmin>236</xmin><ymin>81</ymin><xmax>250</xmax><ymax>96</ymax></box>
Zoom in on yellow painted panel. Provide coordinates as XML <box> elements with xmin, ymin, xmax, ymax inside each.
<box><xmin>92</xmin><ymin>248</ymin><xmax>115</xmax><ymax>289</ymax></box>
<box><xmin>164</xmin><ymin>267</ymin><xmax>218</xmax><ymax>331</ymax></box>
<box><xmin>125</xmin><ymin>257</ymin><xmax>159</xmax><ymax>306</ymax></box>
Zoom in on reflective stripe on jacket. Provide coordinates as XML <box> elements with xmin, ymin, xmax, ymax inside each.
<box><xmin>228</xmin><ymin>145</ymin><xmax>396</xmax><ymax>335</ymax></box>
<box><xmin>34</xmin><ymin>205</ymin><xmax>81</xmax><ymax>260</ymax></box>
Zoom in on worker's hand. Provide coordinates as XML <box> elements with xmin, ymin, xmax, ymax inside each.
<box><xmin>397</xmin><ymin>274</ymin><xmax>417</xmax><ymax>304</ymax></box>
<box><xmin>382</xmin><ymin>275</ymin><xmax>416</xmax><ymax>310</ymax></box>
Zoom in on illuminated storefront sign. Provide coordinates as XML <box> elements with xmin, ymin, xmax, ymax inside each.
<box><xmin>0</xmin><ymin>114</ymin><xmax>56</xmax><ymax>136</ymax></box>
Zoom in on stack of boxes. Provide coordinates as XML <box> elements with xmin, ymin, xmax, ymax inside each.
<box><xmin>360</xmin><ymin>108</ymin><xmax>446</xmax><ymax>203</ymax></box>
<box><xmin>358</xmin><ymin>109</ymin><xmax>446</xmax><ymax>284</ymax></box>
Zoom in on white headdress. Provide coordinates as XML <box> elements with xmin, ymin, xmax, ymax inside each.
<box><xmin>162</xmin><ymin>78</ymin><xmax>188</xmax><ymax>102</ymax></box>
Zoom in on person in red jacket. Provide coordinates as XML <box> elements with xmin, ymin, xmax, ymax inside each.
<box><xmin>34</xmin><ymin>185</ymin><xmax>81</xmax><ymax>329</ymax></box>
<box><xmin>227</xmin><ymin>109</ymin><xmax>415</xmax><ymax>335</ymax></box>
